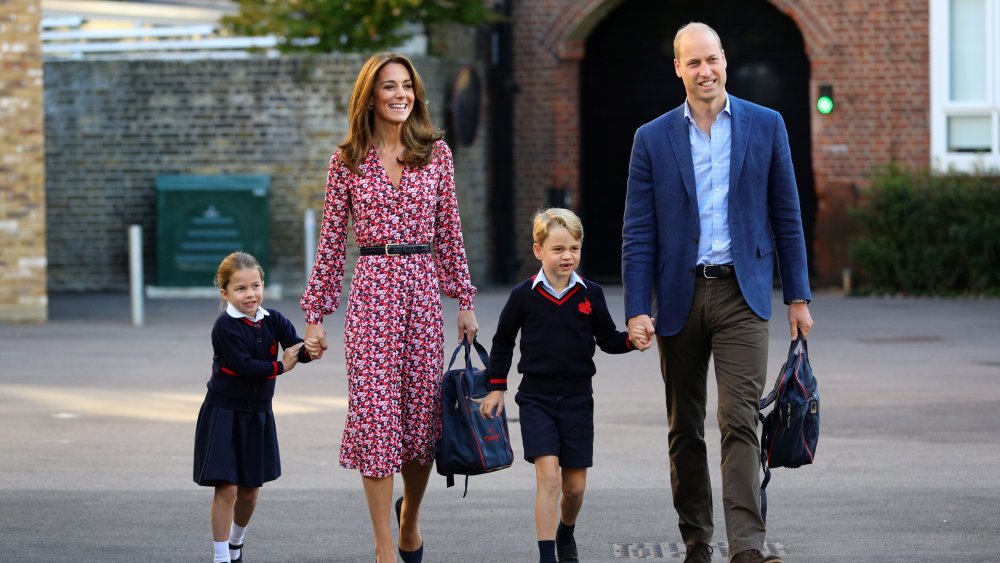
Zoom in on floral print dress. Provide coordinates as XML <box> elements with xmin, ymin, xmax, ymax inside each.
<box><xmin>301</xmin><ymin>140</ymin><xmax>477</xmax><ymax>478</ymax></box>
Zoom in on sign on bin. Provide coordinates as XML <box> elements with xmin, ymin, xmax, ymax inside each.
<box><xmin>155</xmin><ymin>175</ymin><xmax>269</xmax><ymax>287</ymax></box>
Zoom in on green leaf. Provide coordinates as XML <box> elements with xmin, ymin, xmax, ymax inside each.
<box><xmin>221</xmin><ymin>0</ymin><xmax>496</xmax><ymax>53</ymax></box>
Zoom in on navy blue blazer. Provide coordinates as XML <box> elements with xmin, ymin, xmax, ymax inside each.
<box><xmin>622</xmin><ymin>95</ymin><xmax>811</xmax><ymax>336</ymax></box>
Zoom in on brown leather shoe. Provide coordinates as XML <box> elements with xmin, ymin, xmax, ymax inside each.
<box><xmin>730</xmin><ymin>548</ymin><xmax>783</xmax><ymax>563</ymax></box>
<box><xmin>683</xmin><ymin>542</ymin><xmax>713</xmax><ymax>563</ymax></box>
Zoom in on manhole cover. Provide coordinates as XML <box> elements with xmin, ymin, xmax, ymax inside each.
<box><xmin>612</xmin><ymin>542</ymin><xmax>786</xmax><ymax>559</ymax></box>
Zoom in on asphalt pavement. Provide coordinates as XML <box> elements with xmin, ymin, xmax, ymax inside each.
<box><xmin>2</xmin><ymin>287</ymin><xmax>999</xmax><ymax>562</ymax></box>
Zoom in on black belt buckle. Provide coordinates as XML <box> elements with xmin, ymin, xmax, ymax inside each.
<box><xmin>359</xmin><ymin>243</ymin><xmax>430</xmax><ymax>256</ymax></box>
<box><xmin>698</xmin><ymin>264</ymin><xmax>733</xmax><ymax>278</ymax></box>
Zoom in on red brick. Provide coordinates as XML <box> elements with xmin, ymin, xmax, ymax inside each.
<box><xmin>512</xmin><ymin>0</ymin><xmax>930</xmax><ymax>285</ymax></box>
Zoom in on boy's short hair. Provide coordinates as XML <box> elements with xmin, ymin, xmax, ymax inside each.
<box><xmin>532</xmin><ymin>208</ymin><xmax>584</xmax><ymax>245</ymax></box>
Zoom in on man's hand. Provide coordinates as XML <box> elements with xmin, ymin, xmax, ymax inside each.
<box><xmin>627</xmin><ymin>314</ymin><xmax>656</xmax><ymax>351</ymax></box>
<box><xmin>788</xmin><ymin>303</ymin><xmax>814</xmax><ymax>339</ymax></box>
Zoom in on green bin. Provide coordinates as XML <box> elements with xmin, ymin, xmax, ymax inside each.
<box><xmin>155</xmin><ymin>175</ymin><xmax>270</xmax><ymax>287</ymax></box>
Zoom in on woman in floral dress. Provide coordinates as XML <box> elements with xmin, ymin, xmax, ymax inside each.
<box><xmin>301</xmin><ymin>52</ymin><xmax>478</xmax><ymax>563</ymax></box>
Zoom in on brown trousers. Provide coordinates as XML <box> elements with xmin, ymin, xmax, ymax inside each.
<box><xmin>655</xmin><ymin>276</ymin><xmax>769</xmax><ymax>555</ymax></box>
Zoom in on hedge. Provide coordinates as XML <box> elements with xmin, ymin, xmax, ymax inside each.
<box><xmin>849</xmin><ymin>164</ymin><xmax>1000</xmax><ymax>296</ymax></box>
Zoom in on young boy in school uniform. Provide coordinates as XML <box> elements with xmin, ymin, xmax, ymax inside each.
<box><xmin>480</xmin><ymin>208</ymin><xmax>644</xmax><ymax>563</ymax></box>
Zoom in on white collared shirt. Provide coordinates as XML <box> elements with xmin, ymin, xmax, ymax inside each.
<box><xmin>226</xmin><ymin>302</ymin><xmax>269</xmax><ymax>322</ymax></box>
<box><xmin>531</xmin><ymin>267</ymin><xmax>586</xmax><ymax>299</ymax></box>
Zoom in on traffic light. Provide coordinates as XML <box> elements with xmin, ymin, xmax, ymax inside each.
<box><xmin>817</xmin><ymin>85</ymin><xmax>834</xmax><ymax>114</ymax></box>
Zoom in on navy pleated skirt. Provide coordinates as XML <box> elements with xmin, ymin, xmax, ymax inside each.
<box><xmin>193</xmin><ymin>399</ymin><xmax>281</xmax><ymax>488</ymax></box>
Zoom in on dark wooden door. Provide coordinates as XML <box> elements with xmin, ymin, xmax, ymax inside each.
<box><xmin>580</xmin><ymin>0</ymin><xmax>815</xmax><ymax>282</ymax></box>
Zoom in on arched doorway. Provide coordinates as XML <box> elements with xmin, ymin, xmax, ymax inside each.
<box><xmin>579</xmin><ymin>0</ymin><xmax>815</xmax><ymax>282</ymax></box>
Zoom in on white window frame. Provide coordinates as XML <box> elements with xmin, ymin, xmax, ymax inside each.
<box><xmin>930</xmin><ymin>0</ymin><xmax>1000</xmax><ymax>172</ymax></box>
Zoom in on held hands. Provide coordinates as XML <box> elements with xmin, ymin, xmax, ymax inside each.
<box><xmin>788</xmin><ymin>302</ymin><xmax>814</xmax><ymax>340</ymax></box>
<box><xmin>304</xmin><ymin>323</ymin><xmax>328</xmax><ymax>359</ymax></box>
<box><xmin>282</xmin><ymin>342</ymin><xmax>304</xmax><ymax>372</ymax></box>
<box><xmin>304</xmin><ymin>337</ymin><xmax>324</xmax><ymax>358</ymax></box>
<box><xmin>478</xmin><ymin>390</ymin><xmax>505</xmax><ymax>419</ymax></box>
<box><xmin>627</xmin><ymin>315</ymin><xmax>656</xmax><ymax>351</ymax></box>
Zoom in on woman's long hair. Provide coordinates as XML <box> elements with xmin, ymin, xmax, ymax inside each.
<box><xmin>339</xmin><ymin>52</ymin><xmax>442</xmax><ymax>175</ymax></box>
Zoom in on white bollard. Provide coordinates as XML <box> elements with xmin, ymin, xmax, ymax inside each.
<box><xmin>304</xmin><ymin>208</ymin><xmax>317</xmax><ymax>282</ymax></box>
<box><xmin>129</xmin><ymin>225</ymin><xmax>144</xmax><ymax>327</ymax></box>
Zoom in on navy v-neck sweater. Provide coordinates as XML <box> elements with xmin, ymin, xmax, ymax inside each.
<box><xmin>488</xmin><ymin>277</ymin><xmax>632</xmax><ymax>395</ymax></box>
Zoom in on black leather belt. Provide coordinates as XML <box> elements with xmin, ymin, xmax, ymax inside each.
<box><xmin>358</xmin><ymin>244</ymin><xmax>431</xmax><ymax>256</ymax></box>
<box><xmin>694</xmin><ymin>264</ymin><xmax>735</xmax><ymax>278</ymax></box>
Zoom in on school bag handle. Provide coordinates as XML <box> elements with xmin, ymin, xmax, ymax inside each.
<box><xmin>758</xmin><ymin>335</ymin><xmax>806</xmax><ymax>411</ymax></box>
<box><xmin>446</xmin><ymin>337</ymin><xmax>490</xmax><ymax>389</ymax></box>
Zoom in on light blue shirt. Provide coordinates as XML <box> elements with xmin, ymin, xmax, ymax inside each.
<box><xmin>684</xmin><ymin>96</ymin><xmax>733</xmax><ymax>265</ymax></box>
<box><xmin>531</xmin><ymin>267</ymin><xmax>586</xmax><ymax>299</ymax></box>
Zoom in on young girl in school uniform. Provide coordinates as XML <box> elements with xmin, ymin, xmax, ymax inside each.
<box><xmin>193</xmin><ymin>251</ymin><xmax>312</xmax><ymax>563</ymax></box>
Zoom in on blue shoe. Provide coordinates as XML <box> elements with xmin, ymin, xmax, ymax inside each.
<box><xmin>399</xmin><ymin>543</ymin><xmax>423</xmax><ymax>563</ymax></box>
<box><xmin>395</xmin><ymin>496</ymin><xmax>423</xmax><ymax>563</ymax></box>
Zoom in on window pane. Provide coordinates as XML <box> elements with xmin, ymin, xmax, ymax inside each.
<box><xmin>948</xmin><ymin>115</ymin><xmax>992</xmax><ymax>152</ymax></box>
<box><xmin>950</xmin><ymin>0</ymin><xmax>987</xmax><ymax>101</ymax></box>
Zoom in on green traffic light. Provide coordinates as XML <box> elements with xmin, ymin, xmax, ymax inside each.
<box><xmin>817</xmin><ymin>95</ymin><xmax>834</xmax><ymax>114</ymax></box>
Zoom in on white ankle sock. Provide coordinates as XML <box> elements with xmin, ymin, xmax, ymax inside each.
<box><xmin>230</xmin><ymin>522</ymin><xmax>248</xmax><ymax>546</ymax></box>
<box><xmin>229</xmin><ymin>522</ymin><xmax>247</xmax><ymax>559</ymax></box>
<box><xmin>213</xmin><ymin>540</ymin><xmax>230</xmax><ymax>562</ymax></box>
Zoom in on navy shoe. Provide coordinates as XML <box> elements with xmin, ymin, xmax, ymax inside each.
<box><xmin>399</xmin><ymin>543</ymin><xmax>424</xmax><ymax>563</ymax></box>
<box><xmin>395</xmin><ymin>496</ymin><xmax>424</xmax><ymax>563</ymax></box>
<box><xmin>229</xmin><ymin>542</ymin><xmax>243</xmax><ymax>563</ymax></box>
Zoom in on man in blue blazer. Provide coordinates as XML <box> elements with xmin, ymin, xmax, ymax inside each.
<box><xmin>622</xmin><ymin>23</ymin><xmax>814</xmax><ymax>563</ymax></box>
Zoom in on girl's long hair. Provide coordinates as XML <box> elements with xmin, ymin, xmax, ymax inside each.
<box><xmin>339</xmin><ymin>52</ymin><xmax>442</xmax><ymax>175</ymax></box>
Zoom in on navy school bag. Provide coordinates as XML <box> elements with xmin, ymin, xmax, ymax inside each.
<box><xmin>758</xmin><ymin>336</ymin><xmax>819</xmax><ymax>521</ymax></box>
<box><xmin>435</xmin><ymin>338</ymin><xmax>514</xmax><ymax>496</ymax></box>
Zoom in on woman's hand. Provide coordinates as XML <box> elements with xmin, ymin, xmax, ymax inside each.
<box><xmin>305</xmin><ymin>323</ymin><xmax>328</xmax><ymax>359</ymax></box>
<box><xmin>478</xmin><ymin>390</ymin><xmax>505</xmax><ymax>419</ymax></box>
<box><xmin>457</xmin><ymin>310</ymin><xmax>479</xmax><ymax>344</ymax></box>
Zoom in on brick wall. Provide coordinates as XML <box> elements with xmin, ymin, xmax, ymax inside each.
<box><xmin>37</xmin><ymin>0</ymin><xmax>937</xmax><ymax>296</ymax></box>
<box><xmin>510</xmin><ymin>0</ymin><xmax>930</xmax><ymax>285</ymax></box>
<box><xmin>44</xmin><ymin>54</ymin><xmax>491</xmax><ymax>295</ymax></box>
<box><xmin>770</xmin><ymin>0</ymin><xmax>930</xmax><ymax>283</ymax></box>
<box><xmin>0</xmin><ymin>0</ymin><xmax>47</xmax><ymax>322</ymax></box>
